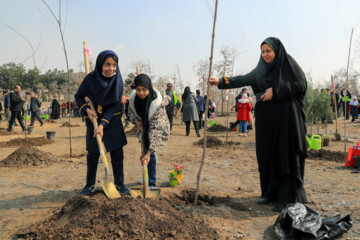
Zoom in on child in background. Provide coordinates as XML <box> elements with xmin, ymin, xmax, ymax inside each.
<box><xmin>237</xmin><ymin>94</ymin><xmax>252</xmax><ymax>137</ymax></box>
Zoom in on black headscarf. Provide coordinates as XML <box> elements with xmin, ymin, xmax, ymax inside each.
<box><xmin>82</xmin><ymin>50</ymin><xmax>123</xmax><ymax>106</ymax></box>
<box><xmin>255</xmin><ymin>37</ymin><xmax>307</xmax><ymax>100</ymax></box>
<box><xmin>182</xmin><ymin>86</ymin><xmax>191</xmax><ymax>102</ymax></box>
<box><xmin>134</xmin><ymin>74</ymin><xmax>157</xmax><ymax>153</ymax></box>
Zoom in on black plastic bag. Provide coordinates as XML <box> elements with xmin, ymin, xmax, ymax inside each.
<box><xmin>274</xmin><ymin>203</ymin><xmax>352</xmax><ymax>240</ymax></box>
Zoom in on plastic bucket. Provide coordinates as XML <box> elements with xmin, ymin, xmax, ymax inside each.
<box><xmin>46</xmin><ymin>131</ymin><xmax>56</xmax><ymax>141</ymax></box>
<box><xmin>310</xmin><ymin>135</ymin><xmax>322</xmax><ymax>150</ymax></box>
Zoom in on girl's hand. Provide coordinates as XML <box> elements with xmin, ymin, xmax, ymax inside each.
<box><xmin>135</xmin><ymin>120</ymin><xmax>143</xmax><ymax>129</ymax></box>
<box><xmin>93</xmin><ymin>124</ymin><xmax>104</xmax><ymax>138</ymax></box>
<box><xmin>261</xmin><ymin>87</ymin><xmax>273</xmax><ymax>102</ymax></box>
<box><xmin>209</xmin><ymin>77</ymin><xmax>220</xmax><ymax>86</ymax></box>
<box><xmin>86</xmin><ymin>108</ymin><xmax>98</xmax><ymax>122</ymax></box>
<box><xmin>140</xmin><ymin>152</ymin><xmax>151</xmax><ymax>166</ymax></box>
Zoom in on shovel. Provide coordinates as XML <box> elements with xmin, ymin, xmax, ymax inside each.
<box><xmin>89</xmin><ymin>100</ymin><xmax>120</xmax><ymax>199</ymax></box>
<box><xmin>130</xmin><ymin>129</ymin><xmax>161</xmax><ymax>199</ymax></box>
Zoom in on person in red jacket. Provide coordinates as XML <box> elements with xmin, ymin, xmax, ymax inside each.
<box><xmin>237</xmin><ymin>94</ymin><xmax>252</xmax><ymax>136</ymax></box>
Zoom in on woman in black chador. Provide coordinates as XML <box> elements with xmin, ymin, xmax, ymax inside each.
<box><xmin>210</xmin><ymin>37</ymin><xmax>308</xmax><ymax>212</ymax></box>
<box><xmin>75</xmin><ymin>50</ymin><xmax>129</xmax><ymax>195</ymax></box>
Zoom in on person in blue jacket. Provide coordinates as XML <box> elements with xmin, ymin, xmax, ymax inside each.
<box><xmin>75</xmin><ymin>50</ymin><xmax>129</xmax><ymax>195</ymax></box>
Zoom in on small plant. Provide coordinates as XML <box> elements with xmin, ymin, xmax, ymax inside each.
<box><xmin>168</xmin><ymin>170</ymin><xmax>178</xmax><ymax>187</ymax></box>
<box><xmin>174</xmin><ymin>164</ymin><xmax>184</xmax><ymax>175</ymax></box>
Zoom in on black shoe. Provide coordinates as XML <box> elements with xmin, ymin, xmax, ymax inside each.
<box><xmin>257</xmin><ymin>197</ymin><xmax>271</xmax><ymax>204</ymax></box>
<box><xmin>186</xmin><ymin>132</ymin><xmax>189</xmax><ymax>136</ymax></box>
<box><xmin>29</xmin><ymin>124</ymin><xmax>34</xmax><ymax>127</ymax></box>
<box><xmin>116</xmin><ymin>184</ymin><xmax>130</xmax><ymax>195</ymax></box>
<box><xmin>40</xmin><ymin>123</ymin><xmax>44</xmax><ymax>126</ymax></box>
<box><xmin>14</xmin><ymin>123</ymin><xmax>19</xmax><ymax>126</ymax></box>
<box><xmin>196</xmin><ymin>131</ymin><xmax>201</xmax><ymax>137</ymax></box>
<box><xmin>273</xmin><ymin>205</ymin><xmax>286</xmax><ymax>213</ymax></box>
<box><xmin>8</xmin><ymin>128</ymin><xmax>14</xmax><ymax>132</ymax></box>
<box><xmin>80</xmin><ymin>185</ymin><xmax>96</xmax><ymax>195</ymax></box>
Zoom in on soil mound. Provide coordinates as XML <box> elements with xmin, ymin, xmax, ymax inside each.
<box><xmin>125</xmin><ymin>126</ymin><xmax>138</xmax><ymax>135</ymax></box>
<box><xmin>208</xmin><ymin>124</ymin><xmax>229</xmax><ymax>132</ymax></box>
<box><xmin>0</xmin><ymin>146</ymin><xmax>60</xmax><ymax>168</ymax></box>
<box><xmin>194</xmin><ymin>136</ymin><xmax>240</xmax><ymax>148</ymax></box>
<box><xmin>16</xmin><ymin>191</ymin><xmax>218</xmax><ymax>239</ymax></box>
<box><xmin>308</xmin><ymin>149</ymin><xmax>347</xmax><ymax>163</ymax></box>
<box><xmin>60</xmin><ymin>122</ymin><xmax>80</xmax><ymax>127</ymax></box>
<box><xmin>0</xmin><ymin>137</ymin><xmax>53</xmax><ymax>148</ymax></box>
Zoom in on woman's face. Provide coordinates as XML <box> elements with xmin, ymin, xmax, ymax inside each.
<box><xmin>261</xmin><ymin>44</ymin><xmax>275</xmax><ymax>63</ymax></box>
<box><xmin>136</xmin><ymin>86</ymin><xmax>150</xmax><ymax>99</ymax></box>
<box><xmin>102</xmin><ymin>57</ymin><xmax>117</xmax><ymax>77</ymax></box>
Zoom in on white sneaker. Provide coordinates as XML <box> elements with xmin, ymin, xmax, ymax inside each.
<box><xmin>138</xmin><ymin>178</ymin><xmax>143</xmax><ymax>184</ymax></box>
<box><xmin>149</xmin><ymin>186</ymin><xmax>158</xmax><ymax>190</ymax></box>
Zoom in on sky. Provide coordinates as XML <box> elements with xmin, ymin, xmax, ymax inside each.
<box><xmin>1</xmin><ymin>0</ymin><xmax>360</xmax><ymax>92</ymax></box>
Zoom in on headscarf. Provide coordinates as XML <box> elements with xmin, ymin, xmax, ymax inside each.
<box><xmin>134</xmin><ymin>74</ymin><xmax>157</xmax><ymax>153</ymax></box>
<box><xmin>182</xmin><ymin>86</ymin><xmax>191</xmax><ymax>102</ymax></box>
<box><xmin>350</xmin><ymin>97</ymin><xmax>358</xmax><ymax>106</ymax></box>
<box><xmin>255</xmin><ymin>37</ymin><xmax>307</xmax><ymax>100</ymax></box>
<box><xmin>238</xmin><ymin>93</ymin><xmax>250</xmax><ymax>104</ymax></box>
<box><xmin>82</xmin><ymin>50</ymin><xmax>123</xmax><ymax>106</ymax></box>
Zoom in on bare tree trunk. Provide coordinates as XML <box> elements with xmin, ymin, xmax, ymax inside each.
<box><xmin>344</xmin><ymin>28</ymin><xmax>353</xmax><ymax>152</ymax></box>
<box><xmin>41</xmin><ymin>0</ymin><xmax>72</xmax><ymax>156</ymax></box>
<box><xmin>195</xmin><ymin>0</ymin><xmax>218</xmax><ymax>205</ymax></box>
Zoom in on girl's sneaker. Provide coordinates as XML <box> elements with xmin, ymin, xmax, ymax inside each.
<box><xmin>238</xmin><ymin>133</ymin><xmax>243</xmax><ymax>136</ymax></box>
<box><xmin>243</xmin><ymin>133</ymin><xmax>247</xmax><ymax>137</ymax></box>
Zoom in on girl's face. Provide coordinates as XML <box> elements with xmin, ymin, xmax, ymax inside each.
<box><xmin>102</xmin><ymin>57</ymin><xmax>117</xmax><ymax>77</ymax></box>
<box><xmin>261</xmin><ymin>43</ymin><xmax>275</xmax><ymax>63</ymax></box>
<box><xmin>136</xmin><ymin>86</ymin><xmax>149</xmax><ymax>99</ymax></box>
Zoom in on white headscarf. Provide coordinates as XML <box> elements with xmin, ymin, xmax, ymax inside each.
<box><xmin>350</xmin><ymin>97</ymin><xmax>358</xmax><ymax>106</ymax></box>
<box><xmin>238</xmin><ymin>93</ymin><xmax>250</xmax><ymax>104</ymax></box>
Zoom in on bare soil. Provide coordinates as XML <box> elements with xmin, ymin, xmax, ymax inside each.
<box><xmin>0</xmin><ymin>146</ymin><xmax>62</xmax><ymax>168</ymax></box>
<box><xmin>16</xmin><ymin>190</ymin><xmax>218</xmax><ymax>240</ymax></box>
<box><xmin>208</xmin><ymin>124</ymin><xmax>230</xmax><ymax>132</ymax></box>
<box><xmin>125</xmin><ymin>126</ymin><xmax>138</xmax><ymax>135</ymax></box>
<box><xmin>60</xmin><ymin>122</ymin><xmax>80</xmax><ymax>127</ymax></box>
<box><xmin>0</xmin><ymin>128</ymin><xmax>19</xmax><ymax>136</ymax></box>
<box><xmin>0</xmin><ymin>137</ymin><xmax>53</xmax><ymax>148</ymax></box>
<box><xmin>0</xmin><ymin>116</ymin><xmax>359</xmax><ymax>239</ymax></box>
<box><xmin>308</xmin><ymin>149</ymin><xmax>348</xmax><ymax>163</ymax></box>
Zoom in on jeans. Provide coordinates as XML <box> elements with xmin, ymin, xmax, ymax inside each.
<box><xmin>85</xmin><ymin>147</ymin><xmax>125</xmax><ymax>187</ymax></box>
<box><xmin>148</xmin><ymin>153</ymin><xmax>157</xmax><ymax>187</ymax></box>
<box><xmin>239</xmin><ymin>120</ymin><xmax>247</xmax><ymax>133</ymax></box>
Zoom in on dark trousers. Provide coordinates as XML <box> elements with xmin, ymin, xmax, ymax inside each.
<box><xmin>85</xmin><ymin>147</ymin><xmax>125</xmax><ymax>187</ymax></box>
<box><xmin>350</xmin><ymin>106</ymin><xmax>357</xmax><ymax>122</ymax></box>
<box><xmin>185</xmin><ymin>121</ymin><xmax>199</xmax><ymax>135</ymax></box>
<box><xmin>30</xmin><ymin>111</ymin><xmax>44</xmax><ymax>125</ymax></box>
<box><xmin>198</xmin><ymin>111</ymin><xmax>204</xmax><ymax>129</ymax></box>
<box><xmin>8</xmin><ymin>111</ymin><xmax>25</xmax><ymax>131</ymax></box>
<box><xmin>166</xmin><ymin>110</ymin><xmax>174</xmax><ymax>130</ymax></box>
<box><xmin>148</xmin><ymin>153</ymin><xmax>157</xmax><ymax>187</ymax></box>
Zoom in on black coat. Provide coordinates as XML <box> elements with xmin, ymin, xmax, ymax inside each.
<box><xmin>30</xmin><ymin>97</ymin><xmax>41</xmax><ymax>112</ymax></box>
<box><xmin>10</xmin><ymin>92</ymin><xmax>24</xmax><ymax>112</ymax></box>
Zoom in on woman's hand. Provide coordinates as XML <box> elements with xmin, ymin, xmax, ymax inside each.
<box><xmin>140</xmin><ymin>152</ymin><xmax>151</xmax><ymax>166</ymax></box>
<box><xmin>261</xmin><ymin>87</ymin><xmax>273</xmax><ymax>102</ymax></box>
<box><xmin>209</xmin><ymin>77</ymin><xmax>220</xmax><ymax>86</ymax></box>
<box><xmin>93</xmin><ymin>124</ymin><xmax>104</xmax><ymax>138</ymax></box>
<box><xmin>86</xmin><ymin>108</ymin><xmax>98</xmax><ymax>122</ymax></box>
<box><xmin>135</xmin><ymin>120</ymin><xmax>143</xmax><ymax>129</ymax></box>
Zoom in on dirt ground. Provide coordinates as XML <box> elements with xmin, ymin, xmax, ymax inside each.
<box><xmin>0</xmin><ymin>115</ymin><xmax>359</xmax><ymax>239</ymax></box>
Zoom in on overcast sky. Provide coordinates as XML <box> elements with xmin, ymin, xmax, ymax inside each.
<box><xmin>1</xmin><ymin>0</ymin><xmax>359</xmax><ymax>92</ymax></box>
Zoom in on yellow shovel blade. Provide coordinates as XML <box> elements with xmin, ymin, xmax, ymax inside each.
<box><xmin>101</xmin><ymin>178</ymin><xmax>120</xmax><ymax>199</ymax></box>
<box><xmin>129</xmin><ymin>188</ymin><xmax>162</xmax><ymax>199</ymax></box>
